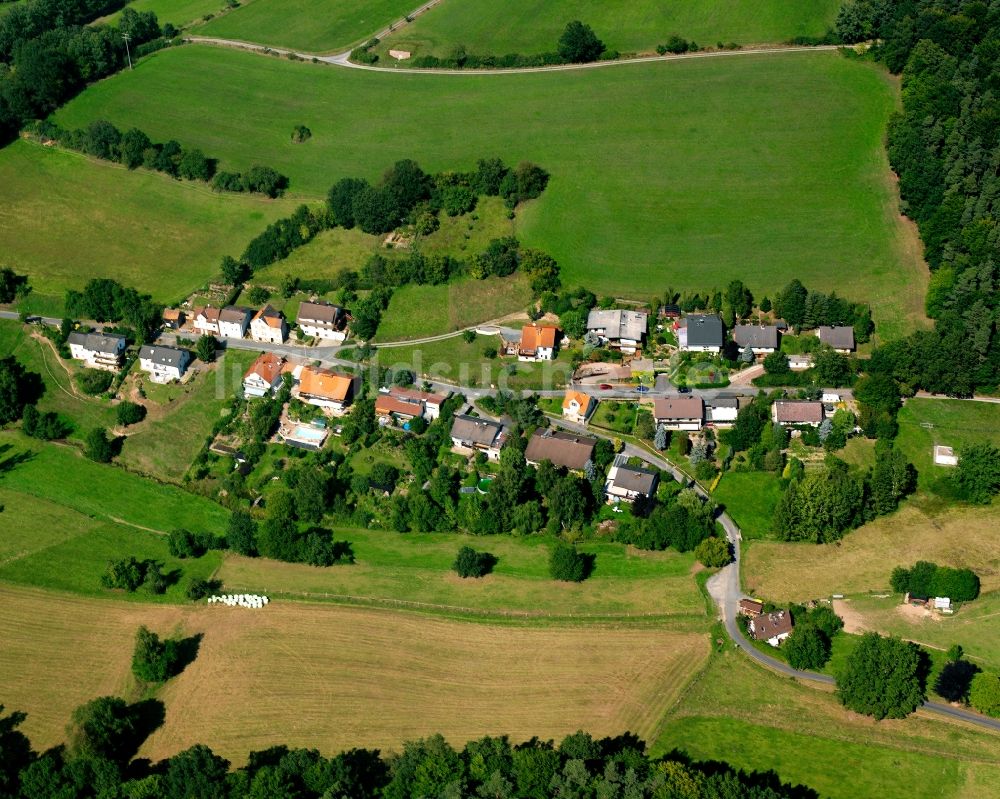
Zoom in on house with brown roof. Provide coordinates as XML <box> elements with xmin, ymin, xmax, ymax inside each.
<box><xmin>450</xmin><ymin>414</ymin><xmax>508</xmax><ymax>460</ymax></box>
<box><xmin>653</xmin><ymin>397</ymin><xmax>704</xmax><ymax>431</ymax></box>
<box><xmin>243</xmin><ymin>353</ymin><xmax>285</xmax><ymax>398</ymax></box>
<box><xmin>562</xmin><ymin>390</ymin><xmax>595</xmax><ymax>424</ymax></box>
<box><xmin>218</xmin><ymin>306</ymin><xmax>252</xmax><ymax>339</ymax></box>
<box><xmin>192</xmin><ymin>306</ymin><xmax>221</xmax><ymax>335</ymax></box>
<box><xmin>518</xmin><ymin>324</ymin><xmax>559</xmax><ymax>361</ymax></box>
<box><xmin>390</xmin><ymin>386</ymin><xmax>451</xmax><ymax>420</ymax></box>
<box><xmin>817</xmin><ymin>326</ymin><xmax>855</xmax><ymax>353</ymax></box>
<box><xmin>250</xmin><ymin>305</ymin><xmax>287</xmax><ymax>344</ymax></box>
<box><xmin>733</xmin><ymin>324</ymin><xmax>779</xmax><ymax>355</ymax></box>
<box><xmin>772</xmin><ymin>400</ymin><xmax>824</xmax><ymax>427</ymax></box>
<box><xmin>162</xmin><ymin>308</ymin><xmax>184</xmax><ymax>329</ymax></box>
<box><xmin>524</xmin><ymin>429</ymin><xmax>597</xmax><ymax>472</ymax></box>
<box><xmin>297</xmin><ymin>301</ymin><xmax>347</xmax><ymax>343</ymax></box>
<box><xmin>749</xmin><ymin>610</ymin><xmax>794</xmax><ymax>647</ymax></box>
<box><xmin>296</xmin><ymin>366</ymin><xmax>355</xmax><ymax>412</ymax></box>
<box><xmin>605</xmin><ymin>458</ymin><xmax>659</xmax><ymax>502</ymax></box>
<box><xmin>739</xmin><ymin>599</ymin><xmax>764</xmax><ymax>618</ymax></box>
<box><xmin>374</xmin><ymin>392</ymin><xmax>424</xmax><ymax>423</ymax></box>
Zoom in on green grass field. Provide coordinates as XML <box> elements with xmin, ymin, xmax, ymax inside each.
<box><xmin>218</xmin><ymin>525</ymin><xmax>706</xmax><ymax>618</ymax></box>
<box><xmin>54</xmin><ymin>46</ymin><xmax>925</xmax><ymax>337</ymax></box>
<box><xmin>896</xmin><ymin>398</ymin><xmax>1000</xmax><ymax>494</ymax></box>
<box><xmin>197</xmin><ymin>0</ymin><xmax>415</xmax><ymax>50</ymax></box>
<box><xmin>711</xmin><ymin>471</ymin><xmax>783</xmax><ymax>539</ymax></box>
<box><xmin>376</xmin><ymin>0</ymin><xmax>842</xmax><ymax>61</ymax></box>
<box><xmin>656</xmin><ymin>646</ymin><xmax>1000</xmax><ymax>799</ymax></box>
<box><xmin>0</xmin><ymin>140</ymin><xmax>297</xmax><ymax>314</ymax></box>
<box><xmin>98</xmin><ymin>0</ymin><xmax>227</xmax><ymax>28</ymax></box>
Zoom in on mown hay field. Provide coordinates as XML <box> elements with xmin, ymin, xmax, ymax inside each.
<box><xmin>0</xmin><ymin>585</ymin><xmax>709</xmax><ymax>763</ymax></box>
<box><xmin>375</xmin><ymin>0</ymin><xmax>842</xmax><ymax>61</ymax></box>
<box><xmin>54</xmin><ymin>47</ymin><xmax>925</xmax><ymax>337</ymax></box>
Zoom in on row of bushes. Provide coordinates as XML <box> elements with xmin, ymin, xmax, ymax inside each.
<box><xmin>890</xmin><ymin>560</ymin><xmax>980</xmax><ymax>602</ymax></box>
<box><xmin>27</xmin><ymin>119</ymin><xmax>288</xmax><ymax>197</ymax></box>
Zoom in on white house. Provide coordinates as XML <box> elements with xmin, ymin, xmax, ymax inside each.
<box><xmin>378</xmin><ymin>386</ymin><xmax>451</xmax><ymax>420</ymax></box>
<box><xmin>250</xmin><ymin>305</ymin><xmax>287</xmax><ymax>344</ymax></box>
<box><xmin>680</xmin><ymin>314</ymin><xmax>725</xmax><ymax>353</ymax></box>
<box><xmin>242</xmin><ymin>352</ymin><xmax>285</xmax><ymax>398</ymax></box>
<box><xmin>296</xmin><ymin>366</ymin><xmax>355</xmax><ymax>413</ymax></box>
<box><xmin>138</xmin><ymin>344</ymin><xmax>191</xmax><ymax>383</ymax></box>
<box><xmin>192</xmin><ymin>307</ymin><xmax>221</xmax><ymax>335</ymax></box>
<box><xmin>450</xmin><ymin>414</ymin><xmax>507</xmax><ymax>460</ymax></box>
<box><xmin>67</xmin><ymin>331</ymin><xmax>126</xmax><ymax>371</ymax></box>
<box><xmin>788</xmin><ymin>355</ymin><xmax>812</xmax><ymax>371</ymax></box>
<box><xmin>517</xmin><ymin>324</ymin><xmax>559</xmax><ymax>361</ymax></box>
<box><xmin>586</xmin><ymin>309</ymin><xmax>647</xmax><ymax>354</ymax></box>
<box><xmin>732</xmin><ymin>324</ymin><xmax>779</xmax><ymax>355</ymax></box>
<box><xmin>653</xmin><ymin>397</ymin><xmax>704</xmax><ymax>431</ymax></box>
<box><xmin>749</xmin><ymin>610</ymin><xmax>794</xmax><ymax>647</ymax></box>
<box><xmin>707</xmin><ymin>398</ymin><xmax>739</xmax><ymax>427</ymax></box>
<box><xmin>218</xmin><ymin>306</ymin><xmax>252</xmax><ymax>339</ymax></box>
<box><xmin>297</xmin><ymin>301</ymin><xmax>347</xmax><ymax>342</ymax></box>
<box><xmin>821</xmin><ymin>392</ymin><xmax>841</xmax><ymax>404</ymax></box>
<box><xmin>562</xmin><ymin>389</ymin><xmax>595</xmax><ymax>424</ymax></box>
<box><xmin>605</xmin><ymin>458</ymin><xmax>659</xmax><ymax>503</ymax></box>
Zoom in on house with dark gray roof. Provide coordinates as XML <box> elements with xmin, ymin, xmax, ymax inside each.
<box><xmin>733</xmin><ymin>324</ymin><xmax>779</xmax><ymax>355</ymax></box>
<box><xmin>707</xmin><ymin>397</ymin><xmax>739</xmax><ymax>427</ymax></box>
<box><xmin>817</xmin><ymin>326</ymin><xmax>855</xmax><ymax>353</ymax></box>
<box><xmin>218</xmin><ymin>306</ymin><xmax>252</xmax><ymax>339</ymax></box>
<box><xmin>524</xmin><ymin>429</ymin><xmax>597</xmax><ymax>472</ymax></box>
<box><xmin>605</xmin><ymin>458</ymin><xmax>659</xmax><ymax>502</ymax></box>
<box><xmin>681</xmin><ymin>314</ymin><xmax>724</xmax><ymax>353</ymax></box>
<box><xmin>67</xmin><ymin>331</ymin><xmax>126</xmax><ymax>371</ymax></box>
<box><xmin>138</xmin><ymin>344</ymin><xmax>191</xmax><ymax>383</ymax></box>
<box><xmin>450</xmin><ymin>414</ymin><xmax>507</xmax><ymax>460</ymax></box>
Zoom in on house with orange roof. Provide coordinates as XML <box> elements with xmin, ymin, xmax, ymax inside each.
<box><xmin>518</xmin><ymin>324</ymin><xmax>559</xmax><ymax>361</ymax></box>
<box><xmin>243</xmin><ymin>353</ymin><xmax>285</xmax><ymax>398</ymax></box>
<box><xmin>250</xmin><ymin>305</ymin><xmax>288</xmax><ymax>344</ymax></box>
<box><xmin>562</xmin><ymin>389</ymin><xmax>595</xmax><ymax>424</ymax></box>
<box><xmin>296</xmin><ymin>366</ymin><xmax>355</xmax><ymax>412</ymax></box>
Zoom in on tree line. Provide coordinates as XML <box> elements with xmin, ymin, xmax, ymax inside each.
<box><xmin>0</xmin><ymin>700</ymin><xmax>822</xmax><ymax>798</ymax></box>
<box><xmin>0</xmin><ymin>0</ymin><xmax>168</xmax><ymax>143</ymax></box>
<box><xmin>27</xmin><ymin>119</ymin><xmax>289</xmax><ymax>197</ymax></box>
<box><xmin>835</xmin><ymin>0</ymin><xmax>1000</xmax><ymax>397</ymax></box>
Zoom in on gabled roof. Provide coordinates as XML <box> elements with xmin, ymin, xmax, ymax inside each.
<box><xmin>450</xmin><ymin>414</ymin><xmax>505</xmax><ymax>447</ymax></box>
<box><xmin>67</xmin><ymin>331</ymin><xmax>125</xmax><ymax>354</ymax></box>
<box><xmin>163</xmin><ymin>308</ymin><xmax>183</xmax><ymax>321</ymax></box>
<box><xmin>685</xmin><ymin>314</ymin><xmax>725</xmax><ymax>347</ymax></box>
<box><xmin>653</xmin><ymin>396</ymin><xmax>704</xmax><ymax>420</ymax></box>
<box><xmin>608</xmin><ymin>465</ymin><xmax>658</xmax><ymax>495</ymax></box>
<box><xmin>733</xmin><ymin>324</ymin><xmax>778</xmax><ymax>349</ymax></box>
<box><xmin>389</xmin><ymin>386</ymin><xmax>450</xmax><ymax>406</ymax></box>
<box><xmin>739</xmin><ymin>599</ymin><xmax>764</xmax><ymax>615</ymax></box>
<box><xmin>298</xmin><ymin>301</ymin><xmax>344</xmax><ymax>326</ymax></box>
<box><xmin>375</xmin><ymin>394</ymin><xmax>423</xmax><ymax>417</ymax></box>
<box><xmin>520</xmin><ymin>324</ymin><xmax>558</xmax><ymax>352</ymax></box>
<box><xmin>524</xmin><ymin>429</ymin><xmax>597</xmax><ymax>470</ymax></box>
<box><xmin>244</xmin><ymin>352</ymin><xmax>284</xmax><ymax>384</ymax></box>
<box><xmin>751</xmin><ymin>610</ymin><xmax>793</xmax><ymax>640</ymax></box>
<box><xmin>817</xmin><ymin>326</ymin><xmax>855</xmax><ymax>350</ymax></box>
<box><xmin>773</xmin><ymin>401</ymin><xmax>823</xmax><ymax>424</ymax></box>
<box><xmin>562</xmin><ymin>389</ymin><xmax>593</xmax><ymax>411</ymax></box>
<box><xmin>138</xmin><ymin>344</ymin><xmax>189</xmax><ymax>368</ymax></box>
<box><xmin>586</xmin><ymin>309</ymin><xmax>648</xmax><ymax>341</ymax></box>
<box><xmin>194</xmin><ymin>306</ymin><xmax>220</xmax><ymax>323</ymax></box>
<box><xmin>298</xmin><ymin>366</ymin><xmax>353</xmax><ymax>402</ymax></box>
<box><xmin>252</xmin><ymin>304</ymin><xmax>285</xmax><ymax>329</ymax></box>
<box><xmin>220</xmin><ymin>306</ymin><xmax>252</xmax><ymax>324</ymax></box>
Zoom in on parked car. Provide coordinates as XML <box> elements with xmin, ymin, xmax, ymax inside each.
<box><xmin>677</xmin><ymin>386</ymin><xmax>692</xmax><ymax>394</ymax></box>
<box><xmin>635</xmin><ymin>385</ymin><xmax>650</xmax><ymax>393</ymax></box>
<box><xmin>598</xmin><ymin>383</ymin><xmax>614</xmax><ymax>390</ymax></box>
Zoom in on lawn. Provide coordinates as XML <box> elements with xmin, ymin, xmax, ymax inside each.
<box><xmin>97</xmin><ymin>0</ymin><xmax>227</xmax><ymax>27</ymax></box>
<box><xmin>375</xmin><ymin>274</ymin><xmax>532</xmax><ymax>341</ymax></box>
<box><xmin>742</xmin><ymin>503</ymin><xmax>1000</xmax><ymax>601</ymax></box>
<box><xmin>0</xmin><ymin>321</ymin><xmax>118</xmax><ymax>442</ymax></box>
<box><xmin>895</xmin><ymin>398</ymin><xmax>1000</xmax><ymax>494</ymax></box>
<box><xmin>0</xmin><ymin>430</ymin><xmax>230</xmax><ymax>534</ymax></box>
<box><xmin>196</xmin><ymin>0</ymin><xmax>416</xmax><ymax>51</ymax></box>
<box><xmin>54</xmin><ymin>46</ymin><xmax>925</xmax><ymax>337</ymax></box>
<box><xmin>376</xmin><ymin>331</ymin><xmax>574</xmax><ymax>390</ymax></box>
<box><xmin>589</xmin><ymin>400</ymin><xmax>638</xmax><ymax>435</ymax></box>
<box><xmin>375</xmin><ymin>0</ymin><xmax>842</xmax><ymax>61</ymax></box>
<box><xmin>0</xmin><ymin>140</ymin><xmax>297</xmax><ymax>314</ymax></box>
<box><xmin>711</xmin><ymin>471</ymin><xmax>782</xmax><ymax>539</ymax></box>
<box><xmin>118</xmin><ymin>350</ymin><xmax>257</xmax><ymax>483</ymax></box>
<box><xmin>217</xmin><ymin>526</ymin><xmax>706</xmax><ymax>618</ymax></box>
<box><xmin>655</xmin><ymin>645</ymin><xmax>1000</xmax><ymax>799</ymax></box>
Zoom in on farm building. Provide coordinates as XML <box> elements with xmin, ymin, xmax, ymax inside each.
<box><xmin>162</xmin><ymin>308</ymin><xmax>184</xmax><ymax>329</ymax></box>
<box><xmin>739</xmin><ymin>599</ymin><xmax>764</xmax><ymax>618</ymax></box>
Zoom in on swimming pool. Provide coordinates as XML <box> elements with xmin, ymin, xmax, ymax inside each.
<box><xmin>288</xmin><ymin>425</ymin><xmax>326</xmax><ymax>443</ymax></box>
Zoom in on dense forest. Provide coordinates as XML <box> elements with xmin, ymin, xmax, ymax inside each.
<box><xmin>0</xmin><ymin>702</ymin><xmax>820</xmax><ymax>798</ymax></box>
<box><xmin>839</xmin><ymin>0</ymin><xmax>1000</xmax><ymax>395</ymax></box>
